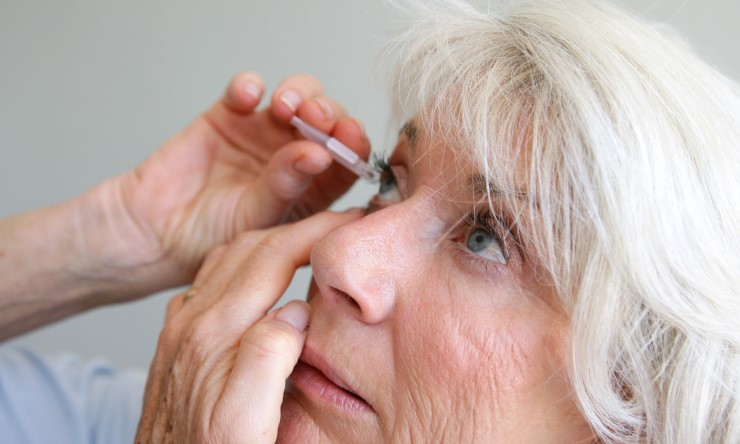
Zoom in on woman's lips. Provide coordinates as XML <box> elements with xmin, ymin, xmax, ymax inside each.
<box><xmin>289</xmin><ymin>347</ymin><xmax>374</xmax><ymax>415</ymax></box>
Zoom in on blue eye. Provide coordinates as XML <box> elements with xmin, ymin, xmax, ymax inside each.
<box><xmin>463</xmin><ymin>220</ymin><xmax>508</xmax><ymax>265</ymax></box>
<box><xmin>466</xmin><ymin>229</ymin><xmax>493</xmax><ymax>252</ymax></box>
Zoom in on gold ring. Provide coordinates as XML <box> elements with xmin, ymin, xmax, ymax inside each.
<box><xmin>183</xmin><ymin>288</ymin><xmax>198</xmax><ymax>302</ymax></box>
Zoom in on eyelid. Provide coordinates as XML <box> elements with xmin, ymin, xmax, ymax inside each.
<box><xmin>368</xmin><ymin>154</ymin><xmax>398</xmax><ymax>212</ymax></box>
<box><xmin>371</xmin><ymin>154</ymin><xmax>409</xmax><ymax>200</ymax></box>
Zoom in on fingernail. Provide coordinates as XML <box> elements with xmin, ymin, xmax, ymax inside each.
<box><xmin>314</xmin><ymin>98</ymin><xmax>334</xmax><ymax>120</ymax></box>
<box><xmin>295</xmin><ymin>155</ymin><xmax>331</xmax><ymax>175</ymax></box>
<box><xmin>244</xmin><ymin>82</ymin><xmax>261</xmax><ymax>101</ymax></box>
<box><xmin>279</xmin><ymin>90</ymin><xmax>302</xmax><ymax>112</ymax></box>
<box><xmin>342</xmin><ymin>206</ymin><xmax>366</xmax><ymax>214</ymax></box>
<box><xmin>353</xmin><ymin>118</ymin><xmax>365</xmax><ymax>135</ymax></box>
<box><xmin>276</xmin><ymin>302</ymin><xmax>311</xmax><ymax>331</ymax></box>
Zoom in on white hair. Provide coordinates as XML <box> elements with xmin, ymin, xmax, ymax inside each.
<box><xmin>384</xmin><ymin>0</ymin><xmax>740</xmax><ymax>442</ymax></box>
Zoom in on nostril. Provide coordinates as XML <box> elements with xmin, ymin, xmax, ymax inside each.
<box><xmin>333</xmin><ymin>287</ymin><xmax>361</xmax><ymax>311</ymax></box>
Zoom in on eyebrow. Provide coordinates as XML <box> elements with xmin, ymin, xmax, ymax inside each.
<box><xmin>399</xmin><ymin>121</ymin><xmax>419</xmax><ymax>149</ymax></box>
<box><xmin>468</xmin><ymin>174</ymin><xmax>533</xmax><ymax>204</ymax></box>
<box><xmin>399</xmin><ymin>123</ymin><xmax>536</xmax><ymax>206</ymax></box>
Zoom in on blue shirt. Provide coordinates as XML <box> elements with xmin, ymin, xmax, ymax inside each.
<box><xmin>0</xmin><ymin>346</ymin><xmax>145</xmax><ymax>444</ymax></box>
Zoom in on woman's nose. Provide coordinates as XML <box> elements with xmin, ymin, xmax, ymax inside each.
<box><xmin>310</xmin><ymin>193</ymin><xmax>436</xmax><ymax>324</ymax></box>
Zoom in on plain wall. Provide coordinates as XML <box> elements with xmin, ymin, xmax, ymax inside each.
<box><xmin>2</xmin><ymin>0</ymin><xmax>738</xmax><ymax>370</ymax></box>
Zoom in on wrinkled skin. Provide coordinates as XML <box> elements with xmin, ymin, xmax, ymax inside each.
<box><xmin>136</xmin><ymin>210</ymin><xmax>364</xmax><ymax>444</ymax></box>
<box><xmin>138</xmin><ymin>118</ymin><xmax>596</xmax><ymax>443</ymax></box>
<box><xmin>278</xmin><ymin>121</ymin><xmax>595</xmax><ymax>443</ymax></box>
<box><xmin>78</xmin><ymin>72</ymin><xmax>370</xmax><ymax>297</ymax></box>
<box><xmin>0</xmin><ymin>72</ymin><xmax>372</xmax><ymax>342</ymax></box>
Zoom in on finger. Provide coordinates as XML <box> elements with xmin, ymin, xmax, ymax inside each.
<box><xmin>154</xmin><ymin>239</ymin><xmax>258</xmax><ymax>396</ymax></box>
<box><xmin>221</xmin><ymin>71</ymin><xmax>265</xmax><ymax>114</ymax></box>
<box><xmin>321</xmin><ymin>116</ymin><xmax>372</xmax><ymax>184</ymax></box>
<box><xmin>296</xmin><ymin>96</ymin><xmax>349</xmax><ymax>133</ymax></box>
<box><xmin>290</xmin><ymin>117</ymin><xmax>372</xmax><ymax>218</ymax></box>
<box><xmin>136</xmin><ymin>312</ymin><xmax>180</xmax><ymax>442</ymax></box>
<box><xmin>213</xmin><ymin>301</ymin><xmax>310</xmax><ymax>443</ymax></box>
<box><xmin>173</xmin><ymin>227</ymin><xmax>279</xmax><ymax>324</ymax></box>
<box><xmin>193</xmin><ymin>244</ymin><xmax>229</xmax><ymax>288</ymax></box>
<box><xmin>243</xmin><ymin>140</ymin><xmax>334</xmax><ymax>228</ymax></box>
<box><xmin>208</xmin><ymin>211</ymin><xmax>363</xmax><ymax>332</ymax></box>
<box><xmin>173</xmin><ymin>210</ymin><xmax>359</xmax><ymax>379</ymax></box>
<box><xmin>144</xmin><ymin>241</ymin><xmax>245</xmax><ymax>435</ymax></box>
<box><xmin>271</xmin><ymin>74</ymin><xmax>324</xmax><ymax>120</ymax></box>
<box><xmin>138</xmin><ymin>229</ymin><xmax>285</xmax><ymax>443</ymax></box>
<box><xmin>161</xmin><ymin>243</ymin><xmax>229</xmax><ymax>320</ymax></box>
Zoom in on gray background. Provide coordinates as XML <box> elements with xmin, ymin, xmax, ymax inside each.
<box><xmin>2</xmin><ymin>0</ymin><xmax>738</xmax><ymax>370</ymax></box>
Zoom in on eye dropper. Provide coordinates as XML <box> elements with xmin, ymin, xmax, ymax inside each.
<box><xmin>290</xmin><ymin>116</ymin><xmax>377</xmax><ymax>183</ymax></box>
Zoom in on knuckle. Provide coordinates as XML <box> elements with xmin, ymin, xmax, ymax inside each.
<box><xmin>244</xmin><ymin>321</ymin><xmax>301</xmax><ymax>363</ymax></box>
<box><xmin>268</xmin><ymin>173</ymin><xmax>307</xmax><ymax>204</ymax></box>
<box><xmin>178</xmin><ymin>313</ymin><xmax>218</xmax><ymax>362</ymax></box>
<box><xmin>204</xmin><ymin>244</ymin><xmax>227</xmax><ymax>265</ymax></box>
<box><xmin>255</xmin><ymin>229</ymin><xmax>291</xmax><ymax>257</ymax></box>
<box><xmin>234</xmin><ymin>230</ymin><xmax>265</xmax><ymax>251</ymax></box>
<box><xmin>319</xmin><ymin>95</ymin><xmax>342</xmax><ymax>111</ymax></box>
<box><xmin>157</xmin><ymin>323</ymin><xmax>179</xmax><ymax>351</ymax></box>
<box><xmin>165</xmin><ymin>294</ymin><xmax>182</xmax><ymax>318</ymax></box>
<box><xmin>280</xmin><ymin>73</ymin><xmax>321</xmax><ymax>93</ymax></box>
<box><xmin>299</xmin><ymin>73</ymin><xmax>321</xmax><ymax>89</ymax></box>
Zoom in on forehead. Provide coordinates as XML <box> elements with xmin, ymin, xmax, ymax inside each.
<box><xmin>394</xmin><ymin>119</ymin><xmax>532</xmax><ymax>207</ymax></box>
<box><xmin>393</xmin><ymin>120</ymin><xmax>475</xmax><ymax>205</ymax></box>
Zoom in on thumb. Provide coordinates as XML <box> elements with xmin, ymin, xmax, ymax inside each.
<box><xmin>214</xmin><ymin>301</ymin><xmax>310</xmax><ymax>443</ymax></box>
<box><xmin>242</xmin><ymin>141</ymin><xmax>333</xmax><ymax>228</ymax></box>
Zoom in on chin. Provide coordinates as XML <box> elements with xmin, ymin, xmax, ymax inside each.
<box><xmin>277</xmin><ymin>393</ymin><xmax>322</xmax><ymax>443</ymax></box>
<box><xmin>279</xmin><ymin>391</ymin><xmax>380</xmax><ymax>443</ymax></box>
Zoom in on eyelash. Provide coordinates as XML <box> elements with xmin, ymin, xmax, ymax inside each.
<box><xmin>369</xmin><ymin>153</ymin><xmax>398</xmax><ymax>209</ymax></box>
<box><xmin>372</xmin><ymin>153</ymin><xmax>392</xmax><ymax>176</ymax></box>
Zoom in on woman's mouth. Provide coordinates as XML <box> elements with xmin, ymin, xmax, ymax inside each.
<box><xmin>288</xmin><ymin>348</ymin><xmax>374</xmax><ymax>415</ymax></box>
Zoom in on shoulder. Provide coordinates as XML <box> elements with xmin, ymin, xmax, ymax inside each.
<box><xmin>0</xmin><ymin>344</ymin><xmax>146</xmax><ymax>444</ymax></box>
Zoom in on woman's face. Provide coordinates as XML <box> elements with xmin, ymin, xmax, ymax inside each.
<box><xmin>278</xmin><ymin>120</ymin><xmax>593</xmax><ymax>443</ymax></box>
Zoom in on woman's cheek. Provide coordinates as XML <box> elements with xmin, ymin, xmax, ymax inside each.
<box><xmin>396</xmin><ymin>304</ymin><xmax>549</xmax><ymax>435</ymax></box>
<box><xmin>390</xmin><ymin>316</ymin><xmax>489</xmax><ymax>434</ymax></box>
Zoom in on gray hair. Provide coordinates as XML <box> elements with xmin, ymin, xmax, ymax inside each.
<box><xmin>384</xmin><ymin>0</ymin><xmax>740</xmax><ymax>442</ymax></box>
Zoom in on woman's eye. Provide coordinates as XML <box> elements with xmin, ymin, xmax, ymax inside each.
<box><xmin>372</xmin><ymin>155</ymin><xmax>401</xmax><ymax>205</ymax></box>
<box><xmin>378</xmin><ymin>172</ymin><xmax>401</xmax><ymax>202</ymax></box>
<box><xmin>465</xmin><ymin>228</ymin><xmax>507</xmax><ymax>264</ymax></box>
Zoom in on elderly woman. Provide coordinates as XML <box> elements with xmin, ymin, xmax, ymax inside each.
<box><xmin>136</xmin><ymin>0</ymin><xmax>740</xmax><ymax>443</ymax></box>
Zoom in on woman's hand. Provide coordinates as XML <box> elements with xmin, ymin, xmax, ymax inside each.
<box><xmin>135</xmin><ymin>210</ymin><xmax>362</xmax><ymax>443</ymax></box>
<box><xmin>0</xmin><ymin>72</ymin><xmax>369</xmax><ymax>340</ymax></box>
<box><xmin>75</xmin><ymin>72</ymin><xmax>370</xmax><ymax>297</ymax></box>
